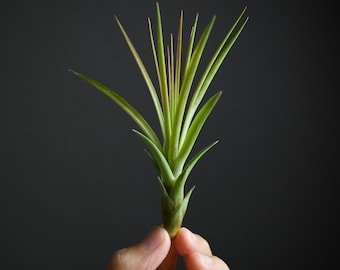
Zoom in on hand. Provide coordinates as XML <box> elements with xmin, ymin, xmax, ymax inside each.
<box><xmin>107</xmin><ymin>226</ymin><xmax>229</xmax><ymax>270</ymax></box>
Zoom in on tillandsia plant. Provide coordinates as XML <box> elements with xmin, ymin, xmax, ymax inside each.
<box><xmin>70</xmin><ymin>3</ymin><xmax>248</xmax><ymax>238</ymax></box>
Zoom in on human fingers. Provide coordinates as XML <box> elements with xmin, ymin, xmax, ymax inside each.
<box><xmin>156</xmin><ymin>242</ymin><xmax>177</xmax><ymax>270</ymax></box>
<box><xmin>174</xmin><ymin>227</ymin><xmax>229</xmax><ymax>270</ymax></box>
<box><xmin>107</xmin><ymin>226</ymin><xmax>171</xmax><ymax>270</ymax></box>
<box><xmin>174</xmin><ymin>227</ymin><xmax>212</xmax><ymax>256</ymax></box>
<box><xmin>184</xmin><ymin>252</ymin><xmax>230</xmax><ymax>270</ymax></box>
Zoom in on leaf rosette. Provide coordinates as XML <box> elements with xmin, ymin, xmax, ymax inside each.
<box><xmin>70</xmin><ymin>3</ymin><xmax>248</xmax><ymax>238</ymax></box>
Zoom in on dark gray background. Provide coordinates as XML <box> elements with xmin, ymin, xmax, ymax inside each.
<box><xmin>1</xmin><ymin>0</ymin><xmax>338</xmax><ymax>269</ymax></box>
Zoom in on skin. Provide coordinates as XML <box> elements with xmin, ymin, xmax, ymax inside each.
<box><xmin>107</xmin><ymin>227</ymin><xmax>229</xmax><ymax>270</ymax></box>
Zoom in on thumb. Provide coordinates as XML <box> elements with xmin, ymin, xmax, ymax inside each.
<box><xmin>107</xmin><ymin>227</ymin><xmax>171</xmax><ymax>270</ymax></box>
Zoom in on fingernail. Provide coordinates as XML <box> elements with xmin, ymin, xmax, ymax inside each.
<box><xmin>142</xmin><ymin>227</ymin><xmax>166</xmax><ymax>252</ymax></box>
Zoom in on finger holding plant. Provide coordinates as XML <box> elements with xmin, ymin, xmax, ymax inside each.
<box><xmin>70</xmin><ymin>3</ymin><xmax>248</xmax><ymax>239</ymax></box>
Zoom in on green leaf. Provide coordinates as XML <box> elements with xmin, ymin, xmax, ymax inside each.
<box><xmin>178</xmin><ymin>15</ymin><xmax>216</xmax><ymax>112</ymax></box>
<box><xmin>180</xmin><ymin>186</ymin><xmax>195</xmax><ymax>217</ymax></box>
<box><xmin>132</xmin><ymin>129</ymin><xmax>175</xmax><ymax>188</ymax></box>
<box><xmin>144</xmin><ymin>149</ymin><xmax>161</xmax><ymax>175</ymax></box>
<box><xmin>183</xmin><ymin>14</ymin><xmax>199</xmax><ymax>76</ymax></box>
<box><xmin>174</xmin><ymin>10</ymin><xmax>183</xmax><ymax>115</ymax></box>
<box><xmin>158</xmin><ymin>176</ymin><xmax>175</xmax><ymax>211</ymax></box>
<box><xmin>181</xmin><ymin>8</ymin><xmax>248</xmax><ymax>144</ymax></box>
<box><xmin>182</xmin><ymin>140</ymin><xmax>219</xmax><ymax>180</ymax></box>
<box><xmin>169</xmin><ymin>15</ymin><xmax>216</xmax><ymax>165</ymax></box>
<box><xmin>155</xmin><ymin>3</ymin><xmax>171</xmax><ymax>148</ymax></box>
<box><xmin>194</xmin><ymin>14</ymin><xmax>249</xmax><ymax>112</ymax></box>
<box><xmin>170</xmin><ymin>140</ymin><xmax>218</xmax><ymax>205</ymax></box>
<box><xmin>163</xmin><ymin>185</ymin><xmax>195</xmax><ymax>238</ymax></box>
<box><xmin>147</xmin><ymin>18</ymin><xmax>161</xmax><ymax>98</ymax></box>
<box><xmin>176</xmin><ymin>91</ymin><xmax>222</xmax><ymax>172</ymax></box>
<box><xmin>114</xmin><ymin>16</ymin><xmax>165</xmax><ymax>139</ymax></box>
<box><xmin>168</xmin><ymin>13</ymin><xmax>199</xmax><ymax>164</ymax></box>
<box><xmin>69</xmin><ymin>70</ymin><xmax>162</xmax><ymax>149</ymax></box>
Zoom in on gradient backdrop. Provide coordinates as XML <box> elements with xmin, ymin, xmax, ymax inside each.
<box><xmin>1</xmin><ymin>0</ymin><xmax>338</xmax><ymax>269</ymax></box>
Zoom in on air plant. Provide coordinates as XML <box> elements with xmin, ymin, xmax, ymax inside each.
<box><xmin>70</xmin><ymin>3</ymin><xmax>248</xmax><ymax>238</ymax></box>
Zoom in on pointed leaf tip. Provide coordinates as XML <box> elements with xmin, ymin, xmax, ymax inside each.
<box><xmin>68</xmin><ymin>69</ymin><xmax>78</xmax><ymax>75</ymax></box>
